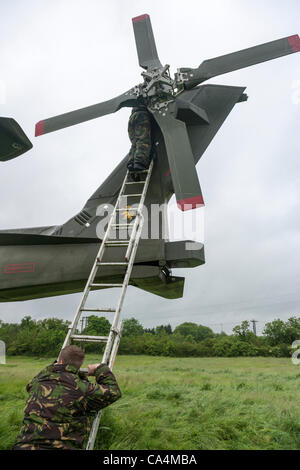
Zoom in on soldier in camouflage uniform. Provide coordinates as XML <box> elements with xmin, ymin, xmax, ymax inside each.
<box><xmin>127</xmin><ymin>104</ymin><xmax>152</xmax><ymax>172</ymax></box>
<box><xmin>13</xmin><ymin>345</ymin><xmax>121</xmax><ymax>450</ymax></box>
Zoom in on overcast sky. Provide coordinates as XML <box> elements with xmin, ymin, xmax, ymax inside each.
<box><xmin>0</xmin><ymin>0</ymin><xmax>299</xmax><ymax>334</ymax></box>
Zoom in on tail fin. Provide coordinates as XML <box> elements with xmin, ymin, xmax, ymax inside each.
<box><xmin>58</xmin><ymin>156</ymin><xmax>128</xmax><ymax>238</ymax></box>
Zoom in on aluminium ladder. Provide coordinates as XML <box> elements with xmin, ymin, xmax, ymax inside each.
<box><xmin>59</xmin><ymin>160</ymin><xmax>153</xmax><ymax>450</ymax></box>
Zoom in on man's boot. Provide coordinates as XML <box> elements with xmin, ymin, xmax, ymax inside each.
<box><xmin>127</xmin><ymin>160</ymin><xmax>135</xmax><ymax>172</ymax></box>
<box><xmin>133</xmin><ymin>157</ymin><xmax>149</xmax><ymax>171</ymax></box>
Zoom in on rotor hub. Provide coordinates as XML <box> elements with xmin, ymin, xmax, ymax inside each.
<box><xmin>138</xmin><ymin>64</ymin><xmax>185</xmax><ymax>112</ymax></box>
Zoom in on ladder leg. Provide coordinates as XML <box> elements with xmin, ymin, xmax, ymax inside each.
<box><xmin>86</xmin><ymin>321</ymin><xmax>123</xmax><ymax>451</ymax></box>
<box><xmin>58</xmin><ymin>162</ymin><xmax>153</xmax><ymax>450</ymax></box>
<box><xmin>86</xmin><ymin>163</ymin><xmax>153</xmax><ymax>450</ymax></box>
<box><xmin>86</xmin><ymin>410</ymin><xmax>102</xmax><ymax>450</ymax></box>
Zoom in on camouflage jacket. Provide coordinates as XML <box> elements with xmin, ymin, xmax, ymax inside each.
<box><xmin>13</xmin><ymin>362</ymin><xmax>121</xmax><ymax>450</ymax></box>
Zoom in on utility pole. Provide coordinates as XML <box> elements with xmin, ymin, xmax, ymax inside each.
<box><xmin>251</xmin><ymin>320</ymin><xmax>258</xmax><ymax>336</ymax></box>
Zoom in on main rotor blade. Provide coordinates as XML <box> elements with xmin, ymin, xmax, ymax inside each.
<box><xmin>132</xmin><ymin>14</ymin><xmax>162</xmax><ymax>71</ymax></box>
<box><xmin>35</xmin><ymin>89</ymin><xmax>138</xmax><ymax>136</ymax></box>
<box><xmin>182</xmin><ymin>34</ymin><xmax>300</xmax><ymax>89</ymax></box>
<box><xmin>153</xmin><ymin>111</ymin><xmax>204</xmax><ymax>211</ymax></box>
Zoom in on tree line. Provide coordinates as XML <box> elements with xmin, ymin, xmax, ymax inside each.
<box><xmin>0</xmin><ymin>315</ymin><xmax>299</xmax><ymax>358</ymax></box>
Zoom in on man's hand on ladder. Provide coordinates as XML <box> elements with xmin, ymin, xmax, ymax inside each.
<box><xmin>87</xmin><ymin>364</ymin><xmax>102</xmax><ymax>376</ymax></box>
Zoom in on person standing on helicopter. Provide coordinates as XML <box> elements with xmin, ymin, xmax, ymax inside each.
<box><xmin>127</xmin><ymin>102</ymin><xmax>153</xmax><ymax>172</ymax></box>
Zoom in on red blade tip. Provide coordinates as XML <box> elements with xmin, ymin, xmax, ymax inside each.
<box><xmin>35</xmin><ymin>121</ymin><xmax>44</xmax><ymax>137</ymax></box>
<box><xmin>288</xmin><ymin>35</ymin><xmax>300</xmax><ymax>52</ymax></box>
<box><xmin>177</xmin><ymin>196</ymin><xmax>205</xmax><ymax>212</ymax></box>
<box><xmin>132</xmin><ymin>14</ymin><xmax>150</xmax><ymax>23</ymax></box>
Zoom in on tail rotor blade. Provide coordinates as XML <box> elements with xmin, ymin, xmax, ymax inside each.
<box><xmin>182</xmin><ymin>34</ymin><xmax>300</xmax><ymax>89</ymax></box>
<box><xmin>132</xmin><ymin>14</ymin><xmax>162</xmax><ymax>71</ymax></box>
<box><xmin>35</xmin><ymin>88</ymin><xmax>138</xmax><ymax>136</ymax></box>
<box><xmin>153</xmin><ymin>111</ymin><xmax>204</xmax><ymax>211</ymax></box>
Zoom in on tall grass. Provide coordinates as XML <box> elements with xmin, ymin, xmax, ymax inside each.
<box><xmin>0</xmin><ymin>356</ymin><xmax>299</xmax><ymax>450</ymax></box>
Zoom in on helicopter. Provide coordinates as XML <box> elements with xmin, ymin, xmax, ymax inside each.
<box><xmin>0</xmin><ymin>14</ymin><xmax>299</xmax><ymax>303</ymax></box>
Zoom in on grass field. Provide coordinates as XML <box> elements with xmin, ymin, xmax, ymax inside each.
<box><xmin>0</xmin><ymin>355</ymin><xmax>299</xmax><ymax>450</ymax></box>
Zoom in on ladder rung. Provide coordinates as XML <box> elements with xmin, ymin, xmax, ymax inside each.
<box><xmin>122</xmin><ymin>194</ymin><xmax>143</xmax><ymax>197</ymax></box>
<box><xmin>105</xmin><ymin>244</ymin><xmax>130</xmax><ymax>248</ymax></box>
<box><xmin>111</xmin><ymin>224</ymin><xmax>132</xmax><ymax>227</ymax></box>
<box><xmin>97</xmin><ymin>262</ymin><xmax>128</xmax><ymax>266</ymax></box>
<box><xmin>116</xmin><ymin>208</ymin><xmax>139</xmax><ymax>211</ymax></box>
<box><xmin>105</xmin><ymin>240</ymin><xmax>129</xmax><ymax>243</ymax></box>
<box><xmin>105</xmin><ymin>241</ymin><xmax>129</xmax><ymax>245</ymax></box>
<box><xmin>91</xmin><ymin>283</ymin><xmax>124</xmax><ymax>288</ymax></box>
<box><xmin>71</xmin><ymin>334</ymin><xmax>108</xmax><ymax>343</ymax></box>
<box><xmin>80</xmin><ymin>308</ymin><xmax>116</xmax><ymax>312</ymax></box>
<box><xmin>125</xmin><ymin>181</ymin><xmax>145</xmax><ymax>185</ymax></box>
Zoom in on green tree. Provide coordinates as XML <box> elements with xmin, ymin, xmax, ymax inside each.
<box><xmin>174</xmin><ymin>322</ymin><xmax>199</xmax><ymax>341</ymax></box>
<box><xmin>233</xmin><ymin>321</ymin><xmax>254</xmax><ymax>341</ymax></box>
<box><xmin>84</xmin><ymin>316</ymin><xmax>111</xmax><ymax>336</ymax></box>
<box><xmin>38</xmin><ymin>318</ymin><xmax>69</xmax><ymax>331</ymax></box>
<box><xmin>144</xmin><ymin>327</ymin><xmax>155</xmax><ymax>335</ymax></box>
<box><xmin>263</xmin><ymin>317</ymin><xmax>300</xmax><ymax>346</ymax></box>
<box><xmin>195</xmin><ymin>325</ymin><xmax>214</xmax><ymax>342</ymax></box>
<box><xmin>20</xmin><ymin>316</ymin><xmax>36</xmax><ymax>330</ymax></box>
<box><xmin>174</xmin><ymin>322</ymin><xmax>213</xmax><ymax>342</ymax></box>
<box><xmin>122</xmin><ymin>318</ymin><xmax>144</xmax><ymax>337</ymax></box>
<box><xmin>155</xmin><ymin>324</ymin><xmax>172</xmax><ymax>335</ymax></box>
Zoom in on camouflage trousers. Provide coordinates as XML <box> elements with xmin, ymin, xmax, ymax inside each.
<box><xmin>127</xmin><ymin>109</ymin><xmax>152</xmax><ymax>171</ymax></box>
